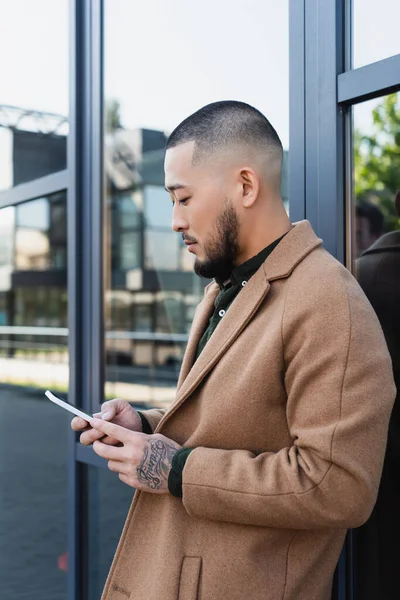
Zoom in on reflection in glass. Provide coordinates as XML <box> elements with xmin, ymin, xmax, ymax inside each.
<box><xmin>0</xmin><ymin>206</ymin><xmax>15</xmax><ymax>268</ymax></box>
<box><xmin>145</xmin><ymin>230</ymin><xmax>179</xmax><ymax>271</ymax></box>
<box><xmin>0</xmin><ymin>0</ymin><xmax>68</xmax><ymax>191</ymax></box>
<box><xmin>87</xmin><ymin>466</ymin><xmax>134</xmax><ymax>600</ymax></box>
<box><xmin>103</xmin><ymin>0</ymin><xmax>289</xmax><ymax>409</ymax></box>
<box><xmin>0</xmin><ymin>387</ymin><xmax>69</xmax><ymax>600</ymax></box>
<box><xmin>353</xmin><ymin>0</ymin><xmax>400</xmax><ymax>69</ymax></box>
<box><xmin>0</xmin><ymin>192</ymin><xmax>68</xmax><ymax>390</ymax></box>
<box><xmin>352</xmin><ymin>94</ymin><xmax>400</xmax><ymax>600</ymax></box>
<box><xmin>15</xmin><ymin>193</ymin><xmax>67</xmax><ymax>271</ymax></box>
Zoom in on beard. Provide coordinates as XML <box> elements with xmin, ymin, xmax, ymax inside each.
<box><xmin>193</xmin><ymin>199</ymin><xmax>240</xmax><ymax>280</ymax></box>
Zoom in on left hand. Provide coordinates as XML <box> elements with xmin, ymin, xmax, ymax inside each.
<box><xmin>89</xmin><ymin>417</ymin><xmax>182</xmax><ymax>494</ymax></box>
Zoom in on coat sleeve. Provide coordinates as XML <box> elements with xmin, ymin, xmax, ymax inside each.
<box><xmin>180</xmin><ymin>265</ymin><xmax>396</xmax><ymax>529</ymax></box>
<box><xmin>137</xmin><ymin>408</ymin><xmax>167</xmax><ymax>433</ymax></box>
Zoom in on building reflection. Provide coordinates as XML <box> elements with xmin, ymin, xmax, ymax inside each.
<box><xmin>0</xmin><ymin>105</ymin><xmax>288</xmax><ymax>397</ymax></box>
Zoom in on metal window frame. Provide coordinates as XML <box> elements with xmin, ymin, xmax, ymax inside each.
<box><xmin>288</xmin><ymin>0</ymin><xmax>305</xmax><ymax>221</ymax></box>
<box><xmin>0</xmin><ymin>170</ymin><xmax>68</xmax><ymax>209</ymax></box>
<box><xmin>67</xmin><ymin>1</ymin><xmax>105</xmax><ymax>599</ymax></box>
<box><xmin>339</xmin><ymin>53</ymin><xmax>400</xmax><ymax>105</ymax></box>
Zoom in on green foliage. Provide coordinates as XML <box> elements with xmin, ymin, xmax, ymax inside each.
<box><xmin>106</xmin><ymin>98</ymin><xmax>122</xmax><ymax>131</ymax></box>
<box><xmin>354</xmin><ymin>93</ymin><xmax>400</xmax><ymax>231</ymax></box>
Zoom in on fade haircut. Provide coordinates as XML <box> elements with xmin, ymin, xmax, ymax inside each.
<box><xmin>166</xmin><ymin>101</ymin><xmax>283</xmax><ymax>171</ymax></box>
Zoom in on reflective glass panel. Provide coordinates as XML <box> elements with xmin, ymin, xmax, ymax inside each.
<box><xmin>353</xmin><ymin>0</ymin><xmax>400</xmax><ymax>69</ymax></box>
<box><xmin>352</xmin><ymin>93</ymin><xmax>400</xmax><ymax>599</ymax></box>
<box><xmin>87</xmin><ymin>466</ymin><xmax>135</xmax><ymax>600</ymax></box>
<box><xmin>0</xmin><ymin>193</ymin><xmax>68</xmax><ymax>388</ymax></box>
<box><xmin>0</xmin><ymin>0</ymin><xmax>68</xmax><ymax>191</ymax></box>
<box><xmin>100</xmin><ymin>1</ymin><xmax>289</xmax><ymax>589</ymax></box>
<box><xmin>103</xmin><ymin>0</ymin><xmax>289</xmax><ymax>406</ymax></box>
<box><xmin>0</xmin><ymin>191</ymin><xmax>68</xmax><ymax>599</ymax></box>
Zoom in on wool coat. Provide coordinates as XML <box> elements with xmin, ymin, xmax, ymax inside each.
<box><xmin>102</xmin><ymin>220</ymin><xmax>395</xmax><ymax>600</ymax></box>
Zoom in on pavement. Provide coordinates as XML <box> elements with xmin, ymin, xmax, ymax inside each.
<box><xmin>0</xmin><ymin>385</ymin><xmax>136</xmax><ymax>600</ymax></box>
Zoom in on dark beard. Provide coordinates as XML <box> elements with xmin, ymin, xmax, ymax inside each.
<box><xmin>194</xmin><ymin>200</ymin><xmax>240</xmax><ymax>280</ymax></box>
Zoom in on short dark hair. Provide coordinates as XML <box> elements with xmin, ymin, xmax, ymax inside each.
<box><xmin>356</xmin><ymin>200</ymin><xmax>384</xmax><ymax>236</ymax></box>
<box><xmin>166</xmin><ymin>100</ymin><xmax>283</xmax><ymax>164</ymax></box>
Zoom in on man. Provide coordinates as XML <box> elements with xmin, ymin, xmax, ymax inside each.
<box><xmin>72</xmin><ymin>101</ymin><xmax>395</xmax><ymax>600</ymax></box>
<box><xmin>354</xmin><ymin>190</ymin><xmax>400</xmax><ymax>600</ymax></box>
<box><xmin>356</xmin><ymin>197</ymin><xmax>384</xmax><ymax>256</ymax></box>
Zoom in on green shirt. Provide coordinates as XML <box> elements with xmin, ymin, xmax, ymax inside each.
<box><xmin>168</xmin><ymin>233</ymin><xmax>287</xmax><ymax>498</ymax></box>
<box><xmin>195</xmin><ymin>234</ymin><xmax>286</xmax><ymax>361</ymax></box>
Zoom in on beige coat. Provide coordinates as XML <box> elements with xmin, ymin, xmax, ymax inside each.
<box><xmin>102</xmin><ymin>221</ymin><xmax>395</xmax><ymax>600</ymax></box>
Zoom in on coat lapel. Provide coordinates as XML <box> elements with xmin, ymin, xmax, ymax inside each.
<box><xmin>155</xmin><ymin>220</ymin><xmax>322</xmax><ymax>433</ymax></box>
<box><xmin>176</xmin><ymin>282</ymin><xmax>219</xmax><ymax>391</ymax></box>
<box><xmin>156</xmin><ymin>267</ymin><xmax>271</xmax><ymax>431</ymax></box>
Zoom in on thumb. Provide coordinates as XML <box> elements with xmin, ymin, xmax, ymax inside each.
<box><xmin>99</xmin><ymin>400</ymin><xmax>120</xmax><ymax>421</ymax></box>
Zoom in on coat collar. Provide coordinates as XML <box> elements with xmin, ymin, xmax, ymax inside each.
<box><xmin>155</xmin><ymin>220</ymin><xmax>322</xmax><ymax>432</ymax></box>
<box><xmin>361</xmin><ymin>230</ymin><xmax>400</xmax><ymax>255</ymax></box>
<box><xmin>262</xmin><ymin>219</ymin><xmax>323</xmax><ymax>281</ymax></box>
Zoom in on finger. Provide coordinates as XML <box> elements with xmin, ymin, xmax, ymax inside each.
<box><xmin>108</xmin><ymin>460</ymin><xmax>128</xmax><ymax>475</ymax></box>
<box><xmin>90</xmin><ymin>417</ymin><xmax>137</xmax><ymax>443</ymax></box>
<box><xmin>118</xmin><ymin>473</ymin><xmax>133</xmax><ymax>487</ymax></box>
<box><xmin>100</xmin><ymin>399</ymin><xmax>121</xmax><ymax>420</ymax></box>
<box><xmin>71</xmin><ymin>416</ymin><xmax>90</xmax><ymax>431</ymax></box>
<box><xmin>79</xmin><ymin>427</ymin><xmax>106</xmax><ymax>446</ymax></box>
<box><xmin>92</xmin><ymin>439</ymin><xmax>125</xmax><ymax>461</ymax></box>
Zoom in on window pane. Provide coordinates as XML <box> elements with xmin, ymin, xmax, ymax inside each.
<box><xmin>0</xmin><ymin>192</ymin><xmax>68</xmax><ymax>599</ymax></box>
<box><xmin>87</xmin><ymin>466</ymin><xmax>134</xmax><ymax>600</ymax></box>
<box><xmin>0</xmin><ymin>387</ymin><xmax>69</xmax><ymax>600</ymax></box>
<box><xmin>101</xmin><ymin>0</ymin><xmax>290</xmax><ymax>585</ymax></box>
<box><xmin>15</xmin><ymin>193</ymin><xmax>67</xmax><ymax>271</ymax></box>
<box><xmin>353</xmin><ymin>0</ymin><xmax>400</xmax><ymax>69</ymax></box>
<box><xmin>352</xmin><ymin>93</ymin><xmax>400</xmax><ymax>598</ymax></box>
<box><xmin>145</xmin><ymin>230</ymin><xmax>179</xmax><ymax>271</ymax></box>
<box><xmin>101</xmin><ymin>0</ymin><xmax>289</xmax><ymax>591</ymax></box>
<box><xmin>103</xmin><ymin>0</ymin><xmax>289</xmax><ymax>401</ymax></box>
<box><xmin>0</xmin><ymin>0</ymin><xmax>68</xmax><ymax>191</ymax></box>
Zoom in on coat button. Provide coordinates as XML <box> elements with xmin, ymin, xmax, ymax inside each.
<box><xmin>241</xmin><ymin>280</ymin><xmax>247</xmax><ymax>287</ymax></box>
<box><xmin>218</xmin><ymin>309</ymin><xmax>226</xmax><ymax>317</ymax></box>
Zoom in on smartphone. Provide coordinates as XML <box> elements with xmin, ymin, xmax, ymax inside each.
<box><xmin>45</xmin><ymin>390</ymin><xmax>93</xmax><ymax>422</ymax></box>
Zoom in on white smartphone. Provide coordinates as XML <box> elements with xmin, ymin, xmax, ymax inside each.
<box><xmin>45</xmin><ymin>390</ymin><xmax>93</xmax><ymax>422</ymax></box>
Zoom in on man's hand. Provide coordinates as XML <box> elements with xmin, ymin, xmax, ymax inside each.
<box><xmin>89</xmin><ymin>417</ymin><xmax>182</xmax><ymax>494</ymax></box>
<box><xmin>71</xmin><ymin>398</ymin><xmax>142</xmax><ymax>446</ymax></box>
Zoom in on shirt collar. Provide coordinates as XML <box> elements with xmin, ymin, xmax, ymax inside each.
<box><xmin>216</xmin><ymin>232</ymin><xmax>288</xmax><ymax>289</ymax></box>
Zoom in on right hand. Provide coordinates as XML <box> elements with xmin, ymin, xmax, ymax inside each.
<box><xmin>71</xmin><ymin>398</ymin><xmax>143</xmax><ymax>446</ymax></box>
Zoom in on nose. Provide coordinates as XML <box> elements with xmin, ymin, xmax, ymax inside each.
<box><xmin>172</xmin><ymin>205</ymin><xmax>189</xmax><ymax>233</ymax></box>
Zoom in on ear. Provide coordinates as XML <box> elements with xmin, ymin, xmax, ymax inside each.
<box><xmin>239</xmin><ymin>168</ymin><xmax>259</xmax><ymax>208</ymax></box>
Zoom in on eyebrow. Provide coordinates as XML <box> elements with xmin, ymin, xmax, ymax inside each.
<box><xmin>164</xmin><ymin>183</ymin><xmax>187</xmax><ymax>193</ymax></box>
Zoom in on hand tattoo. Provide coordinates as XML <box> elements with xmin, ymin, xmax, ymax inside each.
<box><xmin>137</xmin><ymin>438</ymin><xmax>178</xmax><ymax>490</ymax></box>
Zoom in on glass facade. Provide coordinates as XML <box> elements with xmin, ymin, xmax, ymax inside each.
<box><xmin>352</xmin><ymin>93</ymin><xmax>400</xmax><ymax>599</ymax></box>
<box><xmin>102</xmin><ymin>0</ymin><xmax>289</xmax><ymax>412</ymax></box>
<box><xmin>0</xmin><ymin>193</ymin><xmax>68</xmax><ymax>388</ymax></box>
<box><xmin>353</xmin><ymin>0</ymin><xmax>400</xmax><ymax>69</ymax></box>
<box><xmin>0</xmin><ymin>3</ymin><xmax>69</xmax><ymax>593</ymax></box>
<box><xmin>0</xmin><ymin>195</ymin><xmax>69</xmax><ymax>600</ymax></box>
<box><xmin>87</xmin><ymin>467</ymin><xmax>134</xmax><ymax>600</ymax></box>
<box><xmin>0</xmin><ymin>387</ymin><xmax>69</xmax><ymax>600</ymax></box>
<box><xmin>0</xmin><ymin>0</ymin><xmax>68</xmax><ymax>191</ymax></box>
<box><xmin>0</xmin><ymin>1</ymin><xmax>398</xmax><ymax>599</ymax></box>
